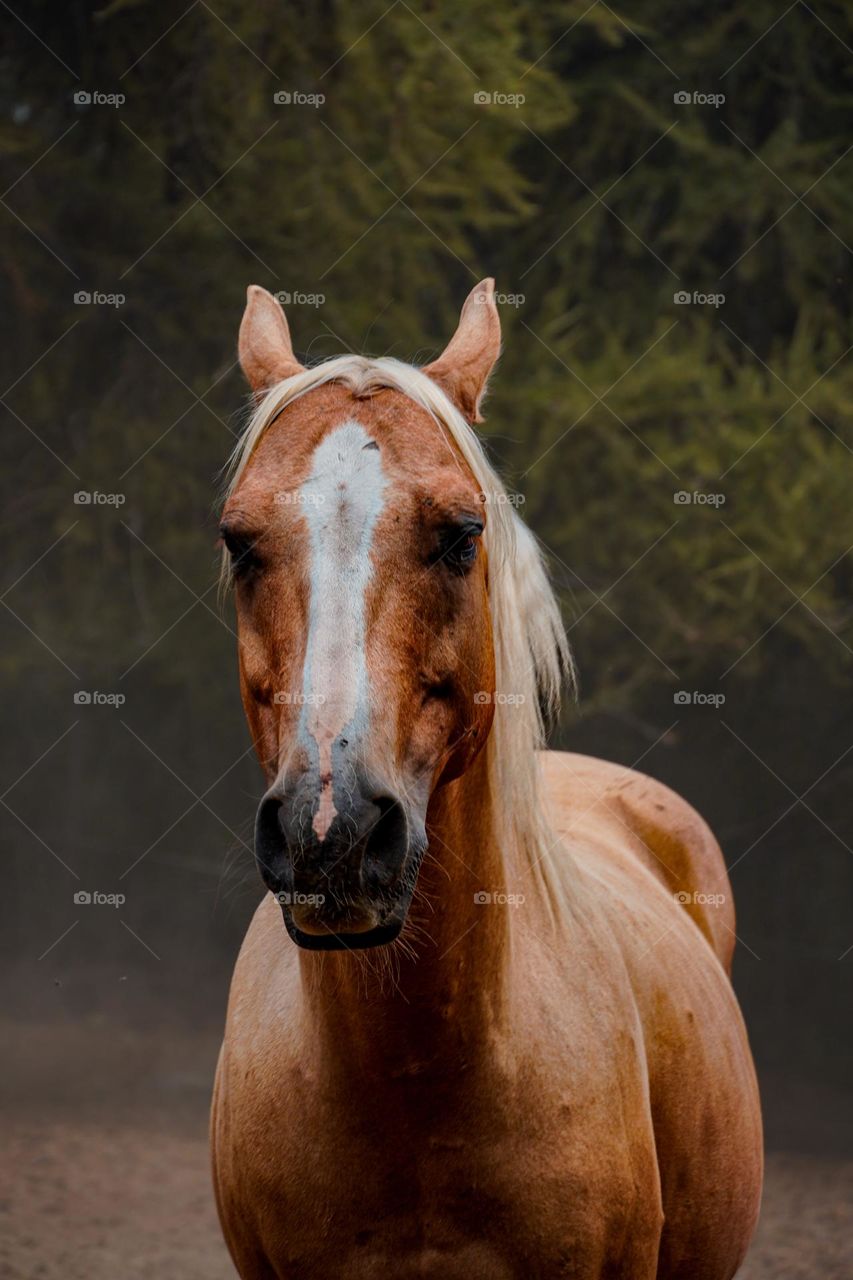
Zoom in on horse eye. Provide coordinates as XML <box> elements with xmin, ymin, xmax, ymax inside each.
<box><xmin>436</xmin><ymin>520</ymin><xmax>483</xmax><ymax>573</ymax></box>
<box><xmin>221</xmin><ymin>526</ymin><xmax>262</xmax><ymax>577</ymax></box>
<box><xmin>454</xmin><ymin>535</ymin><xmax>478</xmax><ymax>565</ymax></box>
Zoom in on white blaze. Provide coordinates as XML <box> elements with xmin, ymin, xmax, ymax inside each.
<box><xmin>298</xmin><ymin>420</ymin><xmax>386</xmax><ymax>840</ymax></box>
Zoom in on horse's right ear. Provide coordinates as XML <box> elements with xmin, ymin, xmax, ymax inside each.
<box><xmin>239</xmin><ymin>285</ymin><xmax>305</xmax><ymax>394</ymax></box>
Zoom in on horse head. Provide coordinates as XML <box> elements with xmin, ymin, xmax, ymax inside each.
<box><xmin>221</xmin><ymin>281</ymin><xmax>544</xmax><ymax>950</ymax></box>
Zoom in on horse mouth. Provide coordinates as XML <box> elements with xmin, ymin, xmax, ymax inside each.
<box><xmin>282</xmin><ymin>912</ymin><xmax>406</xmax><ymax>951</ymax></box>
<box><xmin>274</xmin><ymin>842</ymin><xmax>427</xmax><ymax>951</ymax></box>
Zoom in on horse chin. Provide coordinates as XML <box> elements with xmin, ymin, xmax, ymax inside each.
<box><xmin>278</xmin><ymin>842</ymin><xmax>427</xmax><ymax>951</ymax></box>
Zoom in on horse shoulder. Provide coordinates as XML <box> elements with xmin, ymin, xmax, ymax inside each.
<box><xmin>539</xmin><ymin>750</ymin><xmax>735</xmax><ymax>974</ymax></box>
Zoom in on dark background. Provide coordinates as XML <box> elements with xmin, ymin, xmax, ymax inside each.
<box><xmin>1</xmin><ymin>2</ymin><xmax>852</xmax><ymax>1276</ymax></box>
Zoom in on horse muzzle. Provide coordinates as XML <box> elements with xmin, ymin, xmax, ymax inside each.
<box><xmin>254</xmin><ymin>776</ymin><xmax>427</xmax><ymax>950</ymax></box>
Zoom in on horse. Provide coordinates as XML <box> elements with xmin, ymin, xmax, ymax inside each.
<box><xmin>210</xmin><ymin>279</ymin><xmax>763</xmax><ymax>1279</ymax></box>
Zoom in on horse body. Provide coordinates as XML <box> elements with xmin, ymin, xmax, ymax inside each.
<box><xmin>213</xmin><ymin>752</ymin><xmax>761</xmax><ymax>1279</ymax></box>
<box><xmin>211</xmin><ymin>282</ymin><xmax>762</xmax><ymax>1278</ymax></box>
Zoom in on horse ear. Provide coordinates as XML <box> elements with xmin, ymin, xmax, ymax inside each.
<box><xmin>423</xmin><ymin>278</ymin><xmax>501</xmax><ymax>424</ymax></box>
<box><xmin>239</xmin><ymin>285</ymin><xmax>305</xmax><ymax>394</ymax></box>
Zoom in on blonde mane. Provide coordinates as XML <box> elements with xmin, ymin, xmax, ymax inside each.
<box><xmin>223</xmin><ymin>355</ymin><xmax>572</xmax><ymax>896</ymax></box>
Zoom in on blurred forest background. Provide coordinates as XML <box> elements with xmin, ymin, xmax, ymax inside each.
<box><xmin>1</xmin><ymin>0</ymin><xmax>852</xmax><ymax>1210</ymax></box>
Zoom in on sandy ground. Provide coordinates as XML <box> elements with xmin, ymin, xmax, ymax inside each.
<box><xmin>1</xmin><ymin>1022</ymin><xmax>850</xmax><ymax>1278</ymax></box>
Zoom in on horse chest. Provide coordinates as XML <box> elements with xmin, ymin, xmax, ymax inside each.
<box><xmin>227</xmin><ymin>1068</ymin><xmax>661</xmax><ymax>1279</ymax></box>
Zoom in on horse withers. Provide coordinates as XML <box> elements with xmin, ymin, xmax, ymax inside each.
<box><xmin>211</xmin><ymin>280</ymin><xmax>762</xmax><ymax>1279</ymax></box>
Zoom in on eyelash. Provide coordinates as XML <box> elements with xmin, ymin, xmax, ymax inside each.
<box><xmin>221</xmin><ymin>529</ymin><xmax>261</xmax><ymax>577</ymax></box>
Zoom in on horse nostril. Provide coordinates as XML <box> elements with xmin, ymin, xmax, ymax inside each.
<box><xmin>276</xmin><ymin>804</ymin><xmax>288</xmax><ymax>839</ymax></box>
<box><xmin>254</xmin><ymin>794</ymin><xmax>289</xmax><ymax>892</ymax></box>
<box><xmin>363</xmin><ymin>796</ymin><xmax>408</xmax><ymax>890</ymax></box>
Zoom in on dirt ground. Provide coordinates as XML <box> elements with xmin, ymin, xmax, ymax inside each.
<box><xmin>1</xmin><ymin>1022</ymin><xmax>850</xmax><ymax>1279</ymax></box>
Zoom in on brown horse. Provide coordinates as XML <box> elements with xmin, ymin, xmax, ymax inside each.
<box><xmin>211</xmin><ymin>280</ymin><xmax>762</xmax><ymax>1279</ymax></box>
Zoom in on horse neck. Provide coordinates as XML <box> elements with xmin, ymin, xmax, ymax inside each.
<box><xmin>298</xmin><ymin>746</ymin><xmax>523</xmax><ymax>1074</ymax></box>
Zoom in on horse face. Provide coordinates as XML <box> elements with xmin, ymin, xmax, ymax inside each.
<box><xmin>223</xmin><ymin>283</ymin><xmax>501</xmax><ymax>949</ymax></box>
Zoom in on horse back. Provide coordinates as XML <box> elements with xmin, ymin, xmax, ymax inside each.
<box><xmin>539</xmin><ymin>750</ymin><xmax>736</xmax><ymax>973</ymax></box>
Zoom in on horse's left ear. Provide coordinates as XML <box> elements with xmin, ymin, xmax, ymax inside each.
<box><xmin>423</xmin><ymin>278</ymin><xmax>501</xmax><ymax>424</ymax></box>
